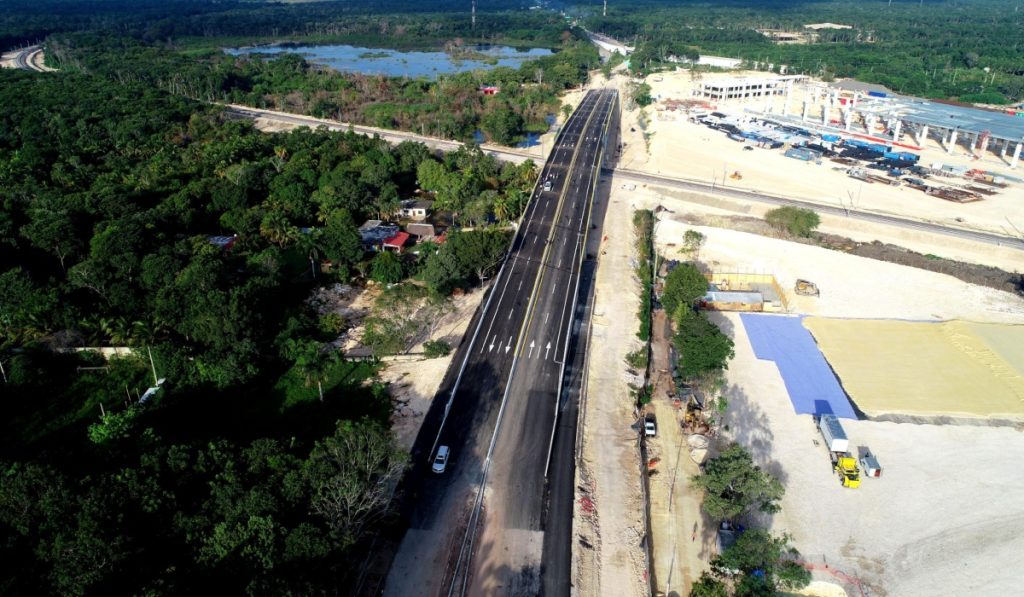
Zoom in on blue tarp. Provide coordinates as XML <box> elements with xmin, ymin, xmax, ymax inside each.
<box><xmin>740</xmin><ymin>314</ymin><xmax>856</xmax><ymax>419</ymax></box>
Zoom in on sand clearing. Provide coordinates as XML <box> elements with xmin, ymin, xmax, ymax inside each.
<box><xmin>720</xmin><ymin>311</ymin><xmax>1024</xmax><ymax>597</ymax></box>
<box><xmin>804</xmin><ymin>318</ymin><xmax>1024</xmax><ymax>419</ymax></box>
<box><xmin>653</xmin><ymin>220</ymin><xmax>1024</xmax><ymax>324</ymax></box>
<box><xmin>785</xmin><ymin>581</ymin><xmax>848</xmax><ymax>597</ymax></box>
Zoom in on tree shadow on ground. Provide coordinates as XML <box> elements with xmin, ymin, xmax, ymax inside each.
<box><xmin>465</xmin><ymin>528</ymin><xmax>542</xmax><ymax>596</ymax></box>
<box><xmin>721</xmin><ymin>382</ymin><xmax>788</xmax><ymax>530</ymax></box>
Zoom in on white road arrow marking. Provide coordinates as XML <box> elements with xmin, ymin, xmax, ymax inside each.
<box><xmin>545</xmin><ymin>342</ymin><xmax>552</xmax><ymax>359</ymax></box>
<box><xmin>505</xmin><ymin>336</ymin><xmax>512</xmax><ymax>354</ymax></box>
<box><xmin>489</xmin><ymin>335</ymin><xmax>496</xmax><ymax>352</ymax></box>
<box><xmin>528</xmin><ymin>341</ymin><xmax>536</xmax><ymax>358</ymax></box>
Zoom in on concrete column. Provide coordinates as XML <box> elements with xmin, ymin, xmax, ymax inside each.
<box><xmin>783</xmin><ymin>82</ymin><xmax>792</xmax><ymax>116</ymax></box>
<box><xmin>892</xmin><ymin>119</ymin><xmax>902</xmax><ymax>144</ymax></box>
<box><xmin>802</xmin><ymin>101</ymin><xmax>809</xmax><ymax>122</ymax></box>
<box><xmin>865</xmin><ymin>114</ymin><xmax>875</xmax><ymax>135</ymax></box>
<box><xmin>947</xmin><ymin>130</ymin><xmax>958</xmax><ymax>154</ymax></box>
<box><xmin>1002</xmin><ymin>139</ymin><xmax>1010</xmax><ymax>157</ymax></box>
<box><xmin>917</xmin><ymin>125</ymin><xmax>929</xmax><ymax>147</ymax></box>
<box><xmin>1012</xmin><ymin>142</ymin><xmax>1022</xmax><ymax>169</ymax></box>
<box><xmin>822</xmin><ymin>104</ymin><xmax>829</xmax><ymax>126</ymax></box>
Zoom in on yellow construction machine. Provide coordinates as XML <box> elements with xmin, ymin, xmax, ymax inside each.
<box><xmin>819</xmin><ymin>414</ymin><xmax>861</xmax><ymax>489</ymax></box>
<box><xmin>832</xmin><ymin>454</ymin><xmax>861</xmax><ymax>488</ymax></box>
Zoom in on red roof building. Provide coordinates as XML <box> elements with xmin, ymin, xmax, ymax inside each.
<box><xmin>382</xmin><ymin>231</ymin><xmax>411</xmax><ymax>252</ymax></box>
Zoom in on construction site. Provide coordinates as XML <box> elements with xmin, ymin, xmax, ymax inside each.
<box><xmin>621</xmin><ymin>70</ymin><xmax>1024</xmax><ymax>244</ymax></box>
<box><xmin>558</xmin><ymin>62</ymin><xmax>1024</xmax><ymax>597</ymax></box>
<box><xmin>638</xmin><ymin>214</ymin><xmax>1024</xmax><ymax>597</ymax></box>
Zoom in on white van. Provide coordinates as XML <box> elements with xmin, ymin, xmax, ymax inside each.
<box><xmin>432</xmin><ymin>446</ymin><xmax>450</xmax><ymax>474</ymax></box>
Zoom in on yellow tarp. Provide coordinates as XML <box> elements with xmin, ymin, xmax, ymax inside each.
<box><xmin>803</xmin><ymin>318</ymin><xmax>1024</xmax><ymax>418</ymax></box>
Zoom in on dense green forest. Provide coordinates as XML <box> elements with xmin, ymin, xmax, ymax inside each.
<box><xmin>0</xmin><ymin>0</ymin><xmax>537</xmax><ymax>49</ymax></box>
<box><xmin>3</xmin><ymin>0</ymin><xmax>599</xmax><ymax>144</ymax></box>
<box><xmin>0</xmin><ymin>69</ymin><xmax>530</xmax><ymax>594</ymax></box>
<box><xmin>581</xmin><ymin>0</ymin><xmax>1024</xmax><ymax>103</ymax></box>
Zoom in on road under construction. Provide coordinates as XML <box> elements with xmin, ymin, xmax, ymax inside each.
<box><xmin>383</xmin><ymin>89</ymin><xmax>618</xmax><ymax>596</ymax></box>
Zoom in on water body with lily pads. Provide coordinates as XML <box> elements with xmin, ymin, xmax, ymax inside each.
<box><xmin>225</xmin><ymin>44</ymin><xmax>554</xmax><ymax>80</ymax></box>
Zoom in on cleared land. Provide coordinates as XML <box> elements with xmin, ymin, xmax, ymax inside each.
<box><xmin>720</xmin><ymin>309</ymin><xmax>1024</xmax><ymax>597</ymax></box>
<box><xmin>573</xmin><ymin>174</ymin><xmax>649</xmax><ymax>597</ymax></box>
<box><xmin>653</xmin><ymin>220</ymin><xmax>1024</xmax><ymax>324</ymax></box>
<box><xmin>648</xmin><ymin>220</ymin><xmax>1024</xmax><ymax>596</ymax></box>
<box><xmin>805</xmin><ymin>318</ymin><xmax>1024</xmax><ymax>420</ymax></box>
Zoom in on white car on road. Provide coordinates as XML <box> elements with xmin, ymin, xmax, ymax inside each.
<box><xmin>432</xmin><ymin>445</ymin><xmax>450</xmax><ymax>473</ymax></box>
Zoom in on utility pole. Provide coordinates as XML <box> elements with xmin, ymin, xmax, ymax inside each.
<box><xmin>147</xmin><ymin>346</ymin><xmax>159</xmax><ymax>386</ymax></box>
<box><xmin>472</xmin><ymin>0</ymin><xmax>476</xmax><ymax>29</ymax></box>
<box><xmin>604</xmin><ymin>0</ymin><xmax>607</xmax><ymax>17</ymax></box>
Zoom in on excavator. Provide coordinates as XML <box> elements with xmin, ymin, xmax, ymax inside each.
<box><xmin>794</xmin><ymin>279</ymin><xmax>820</xmax><ymax>297</ymax></box>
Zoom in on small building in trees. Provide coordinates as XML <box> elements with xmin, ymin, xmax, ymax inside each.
<box><xmin>396</xmin><ymin>199</ymin><xmax>432</xmax><ymax>221</ymax></box>
<box><xmin>406</xmin><ymin>222</ymin><xmax>437</xmax><ymax>240</ymax></box>
<box><xmin>207</xmin><ymin>234</ymin><xmax>238</xmax><ymax>251</ymax></box>
<box><xmin>479</xmin><ymin>85</ymin><xmax>501</xmax><ymax>95</ymax></box>
<box><xmin>382</xmin><ymin>231</ymin><xmax>411</xmax><ymax>253</ymax></box>
<box><xmin>358</xmin><ymin>220</ymin><xmax>400</xmax><ymax>247</ymax></box>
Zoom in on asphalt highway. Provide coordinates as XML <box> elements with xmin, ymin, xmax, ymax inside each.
<box><xmin>8</xmin><ymin>45</ymin><xmax>48</xmax><ymax>72</ymax></box>
<box><xmin>461</xmin><ymin>89</ymin><xmax>616</xmax><ymax>593</ymax></box>
<box><xmin>384</xmin><ymin>90</ymin><xmax>616</xmax><ymax>597</ymax></box>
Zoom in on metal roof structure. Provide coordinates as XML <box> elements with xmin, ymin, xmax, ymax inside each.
<box><xmin>858</xmin><ymin>98</ymin><xmax>1024</xmax><ymax>143</ymax></box>
<box><xmin>703</xmin><ymin>290</ymin><xmax>763</xmax><ymax>304</ymax></box>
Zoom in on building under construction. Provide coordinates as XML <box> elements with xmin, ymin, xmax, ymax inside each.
<box><xmin>697</xmin><ymin>74</ymin><xmax>1024</xmax><ymax>169</ymax></box>
<box><xmin>697</xmin><ymin>75</ymin><xmax>807</xmax><ymax>102</ymax></box>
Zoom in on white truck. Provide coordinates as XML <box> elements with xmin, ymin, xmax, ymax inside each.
<box><xmin>818</xmin><ymin>414</ymin><xmax>849</xmax><ymax>453</ymax></box>
<box><xmin>818</xmin><ymin>414</ymin><xmax>861</xmax><ymax>488</ymax></box>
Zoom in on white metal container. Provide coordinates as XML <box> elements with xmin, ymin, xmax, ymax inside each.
<box><xmin>818</xmin><ymin>414</ymin><xmax>849</xmax><ymax>453</ymax></box>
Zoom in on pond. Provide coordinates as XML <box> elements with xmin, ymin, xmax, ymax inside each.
<box><xmin>225</xmin><ymin>44</ymin><xmax>554</xmax><ymax>80</ymax></box>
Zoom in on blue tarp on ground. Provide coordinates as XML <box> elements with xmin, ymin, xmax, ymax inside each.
<box><xmin>739</xmin><ymin>314</ymin><xmax>856</xmax><ymax>419</ymax></box>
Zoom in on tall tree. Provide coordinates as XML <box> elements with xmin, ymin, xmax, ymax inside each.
<box><xmin>673</xmin><ymin>310</ymin><xmax>734</xmax><ymax>379</ymax></box>
<box><xmin>661</xmin><ymin>262</ymin><xmax>708</xmax><ymax>318</ymax></box>
<box><xmin>321</xmin><ymin>208</ymin><xmax>363</xmax><ymax>271</ymax></box>
<box><xmin>692</xmin><ymin>443</ymin><xmax>784</xmax><ymax>521</ymax></box>
<box><xmin>711</xmin><ymin>530</ymin><xmax>811</xmax><ymax>594</ymax></box>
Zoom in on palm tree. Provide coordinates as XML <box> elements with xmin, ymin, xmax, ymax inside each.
<box><xmin>288</xmin><ymin>339</ymin><xmax>334</xmax><ymax>403</ymax></box>
<box><xmin>493</xmin><ymin>194</ymin><xmax>512</xmax><ymax>223</ymax></box>
<box><xmin>260</xmin><ymin>210</ymin><xmax>299</xmax><ymax>247</ymax></box>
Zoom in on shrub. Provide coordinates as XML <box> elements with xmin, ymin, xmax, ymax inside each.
<box><xmin>764</xmin><ymin>206</ymin><xmax>820</xmax><ymax>237</ymax></box>
<box><xmin>625</xmin><ymin>348</ymin><xmax>649</xmax><ymax>370</ymax></box>
<box><xmin>423</xmin><ymin>340</ymin><xmax>451</xmax><ymax>359</ymax></box>
<box><xmin>635</xmin><ymin>385</ymin><xmax>652</xmax><ymax>407</ymax></box>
